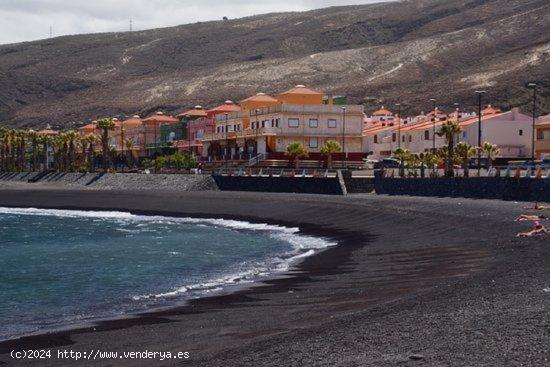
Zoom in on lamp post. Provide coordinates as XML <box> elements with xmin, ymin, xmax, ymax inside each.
<box><xmin>396</xmin><ymin>103</ymin><xmax>401</xmax><ymax>149</ymax></box>
<box><xmin>120</xmin><ymin>123</ymin><xmax>125</xmax><ymax>171</ymax></box>
<box><xmin>429</xmin><ymin>99</ymin><xmax>436</xmax><ymax>153</ymax></box>
<box><xmin>528</xmin><ymin>83</ymin><xmax>537</xmax><ymax>161</ymax></box>
<box><xmin>475</xmin><ymin>90</ymin><xmax>486</xmax><ymax>176</ymax></box>
<box><xmin>224</xmin><ymin>113</ymin><xmax>229</xmax><ymax>170</ymax></box>
<box><xmin>255</xmin><ymin>109</ymin><xmax>260</xmax><ymax>157</ymax></box>
<box><xmin>341</xmin><ymin>107</ymin><xmax>347</xmax><ymax>168</ymax></box>
<box><xmin>187</xmin><ymin>116</ymin><xmax>192</xmax><ymax>158</ymax></box>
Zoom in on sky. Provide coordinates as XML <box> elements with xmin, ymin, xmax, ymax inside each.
<box><xmin>0</xmin><ymin>0</ymin><xmax>387</xmax><ymax>45</ymax></box>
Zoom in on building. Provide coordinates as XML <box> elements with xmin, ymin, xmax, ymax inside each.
<box><xmin>141</xmin><ymin>112</ymin><xmax>179</xmax><ymax>157</ymax></box>
<box><xmin>535</xmin><ymin>114</ymin><xmax>550</xmax><ymax>159</ymax></box>
<box><xmin>202</xmin><ymin>85</ymin><xmax>364</xmax><ymax>160</ymax></box>
<box><xmin>172</xmin><ymin>106</ymin><xmax>208</xmax><ymax>155</ymax></box>
<box><xmin>363</xmin><ymin>106</ymin><xmax>534</xmax><ymax>159</ymax></box>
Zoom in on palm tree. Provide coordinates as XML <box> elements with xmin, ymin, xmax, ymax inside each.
<box><xmin>96</xmin><ymin>118</ymin><xmax>115</xmax><ymax>172</ymax></box>
<box><xmin>320</xmin><ymin>140</ymin><xmax>341</xmax><ymax>169</ymax></box>
<box><xmin>393</xmin><ymin>148</ymin><xmax>410</xmax><ymax>177</ymax></box>
<box><xmin>285</xmin><ymin>142</ymin><xmax>308</xmax><ymax>169</ymax></box>
<box><xmin>82</xmin><ymin>133</ymin><xmax>100</xmax><ymax>172</ymax></box>
<box><xmin>481</xmin><ymin>142</ymin><xmax>500</xmax><ymax>168</ymax></box>
<box><xmin>64</xmin><ymin>130</ymin><xmax>80</xmax><ymax>171</ymax></box>
<box><xmin>0</xmin><ymin>128</ymin><xmax>6</xmax><ymax>171</ymax></box>
<box><xmin>38</xmin><ymin>134</ymin><xmax>51</xmax><ymax>170</ymax></box>
<box><xmin>437</xmin><ymin>120</ymin><xmax>462</xmax><ymax>177</ymax></box>
<box><xmin>27</xmin><ymin>130</ymin><xmax>40</xmax><ymax>171</ymax></box>
<box><xmin>124</xmin><ymin>138</ymin><xmax>134</xmax><ymax>168</ymax></box>
<box><xmin>16</xmin><ymin>130</ymin><xmax>28</xmax><ymax>171</ymax></box>
<box><xmin>455</xmin><ymin>142</ymin><xmax>477</xmax><ymax>177</ymax></box>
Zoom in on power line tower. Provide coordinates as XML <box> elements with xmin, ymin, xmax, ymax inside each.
<box><xmin>49</xmin><ymin>25</ymin><xmax>53</xmax><ymax>38</ymax></box>
<box><xmin>129</xmin><ymin>18</ymin><xmax>133</xmax><ymax>32</ymax></box>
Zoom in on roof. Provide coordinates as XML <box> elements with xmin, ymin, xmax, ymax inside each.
<box><xmin>142</xmin><ymin>111</ymin><xmax>179</xmax><ymax>124</ymax></box>
<box><xmin>38</xmin><ymin>129</ymin><xmax>59</xmax><ymax>136</ymax></box>
<box><xmin>372</xmin><ymin>106</ymin><xmax>393</xmax><ymax>116</ymax></box>
<box><xmin>122</xmin><ymin>116</ymin><xmax>143</xmax><ymax>128</ymax></box>
<box><xmin>177</xmin><ymin>106</ymin><xmax>208</xmax><ymax>119</ymax></box>
<box><xmin>277</xmin><ymin>85</ymin><xmax>323</xmax><ymax>96</ymax></box>
<box><xmin>79</xmin><ymin>123</ymin><xmax>96</xmax><ymax>131</ymax></box>
<box><xmin>240</xmin><ymin>92</ymin><xmax>279</xmax><ymax>104</ymax></box>
<box><xmin>207</xmin><ymin>100</ymin><xmax>242</xmax><ymax>115</ymax></box>
<box><xmin>481</xmin><ymin>105</ymin><xmax>500</xmax><ymax>115</ymax></box>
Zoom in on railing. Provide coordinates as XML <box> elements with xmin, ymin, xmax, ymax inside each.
<box><xmin>244</xmin><ymin>153</ymin><xmax>266</xmax><ymax>168</ymax></box>
<box><xmin>380</xmin><ymin>167</ymin><xmax>550</xmax><ymax>179</ymax></box>
<box><xmin>213</xmin><ymin>167</ymin><xmax>339</xmax><ymax>178</ymax></box>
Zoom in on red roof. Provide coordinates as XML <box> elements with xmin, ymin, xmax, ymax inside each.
<box><xmin>372</xmin><ymin>106</ymin><xmax>393</xmax><ymax>116</ymax></box>
<box><xmin>240</xmin><ymin>93</ymin><xmax>279</xmax><ymax>104</ymax></box>
<box><xmin>142</xmin><ymin>111</ymin><xmax>179</xmax><ymax>124</ymax></box>
<box><xmin>277</xmin><ymin>85</ymin><xmax>323</xmax><ymax>96</ymax></box>
<box><xmin>207</xmin><ymin>100</ymin><xmax>241</xmax><ymax>118</ymax></box>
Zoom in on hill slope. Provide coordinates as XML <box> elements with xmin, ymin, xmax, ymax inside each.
<box><xmin>0</xmin><ymin>0</ymin><xmax>548</xmax><ymax>129</ymax></box>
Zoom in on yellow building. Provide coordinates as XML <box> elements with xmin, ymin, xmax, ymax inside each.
<box><xmin>202</xmin><ymin>85</ymin><xmax>365</xmax><ymax>161</ymax></box>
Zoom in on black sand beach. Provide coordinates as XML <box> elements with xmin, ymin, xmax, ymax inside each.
<box><xmin>0</xmin><ymin>186</ymin><xmax>548</xmax><ymax>366</ymax></box>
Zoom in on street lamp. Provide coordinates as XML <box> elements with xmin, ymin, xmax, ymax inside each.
<box><xmin>430</xmin><ymin>98</ymin><xmax>436</xmax><ymax>153</ymax></box>
<box><xmin>475</xmin><ymin>90</ymin><xmax>486</xmax><ymax>176</ymax></box>
<box><xmin>224</xmin><ymin>113</ymin><xmax>229</xmax><ymax>170</ymax></box>
<box><xmin>255</xmin><ymin>109</ymin><xmax>260</xmax><ymax>157</ymax></box>
<box><xmin>341</xmin><ymin>107</ymin><xmax>347</xmax><ymax>168</ymax></box>
<box><xmin>395</xmin><ymin>103</ymin><xmax>401</xmax><ymax>149</ymax></box>
<box><xmin>528</xmin><ymin>83</ymin><xmax>537</xmax><ymax>161</ymax></box>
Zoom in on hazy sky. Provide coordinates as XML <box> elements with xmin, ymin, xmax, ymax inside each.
<box><xmin>0</xmin><ymin>0</ymin><xmax>387</xmax><ymax>45</ymax></box>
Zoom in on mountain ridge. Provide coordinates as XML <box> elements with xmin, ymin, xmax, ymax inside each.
<box><xmin>0</xmin><ymin>0</ymin><xmax>548</xmax><ymax>129</ymax></box>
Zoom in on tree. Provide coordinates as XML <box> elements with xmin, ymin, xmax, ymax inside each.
<box><xmin>82</xmin><ymin>133</ymin><xmax>100</xmax><ymax>172</ymax></box>
<box><xmin>38</xmin><ymin>134</ymin><xmax>51</xmax><ymax>170</ymax></box>
<box><xmin>437</xmin><ymin>121</ymin><xmax>462</xmax><ymax>177</ymax></box>
<box><xmin>96</xmin><ymin>118</ymin><xmax>115</xmax><ymax>172</ymax></box>
<box><xmin>393</xmin><ymin>148</ymin><xmax>410</xmax><ymax>177</ymax></box>
<box><xmin>124</xmin><ymin>138</ymin><xmax>134</xmax><ymax>168</ymax></box>
<box><xmin>320</xmin><ymin>140</ymin><xmax>341</xmax><ymax>169</ymax></box>
<box><xmin>27</xmin><ymin>130</ymin><xmax>40</xmax><ymax>171</ymax></box>
<box><xmin>481</xmin><ymin>142</ymin><xmax>500</xmax><ymax>168</ymax></box>
<box><xmin>455</xmin><ymin>142</ymin><xmax>477</xmax><ymax>177</ymax></box>
<box><xmin>64</xmin><ymin>130</ymin><xmax>80</xmax><ymax>171</ymax></box>
<box><xmin>285</xmin><ymin>143</ymin><xmax>308</xmax><ymax>169</ymax></box>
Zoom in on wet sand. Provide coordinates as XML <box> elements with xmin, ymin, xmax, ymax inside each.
<box><xmin>0</xmin><ymin>187</ymin><xmax>548</xmax><ymax>366</ymax></box>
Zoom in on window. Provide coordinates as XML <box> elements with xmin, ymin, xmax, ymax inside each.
<box><xmin>424</xmin><ymin>130</ymin><xmax>430</xmax><ymax>140</ymax></box>
<box><xmin>288</xmin><ymin>118</ymin><xmax>299</xmax><ymax>128</ymax></box>
<box><xmin>328</xmin><ymin>119</ymin><xmax>337</xmax><ymax>128</ymax></box>
<box><xmin>262</xmin><ymin>120</ymin><xmax>266</xmax><ymax>128</ymax></box>
<box><xmin>392</xmin><ymin>133</ymin><xmax>396</xmax><ymax>143</ymax></box>
<box><xmin>519</xmin><ymin>129</ymin><xmax>523</xmax><ymax>136</ymax></box>
<box><xmin>408</xmin><ymin>135</ymin><xmax>412</xmax><ymax>143</ymax></box>
<box><xmin>374</xmin><ymin>135</ymin><xmax>378</xmax><ymax>144</ymax></box>
<box><xmin>309</xmin><ymin>119</ymin><xmax>318</xmax><ymax>128</ymax></box>
<box><xmin>462</xmin><ymin>131</ymin><xmax>467</xmax><ymax>138</ymax></box>
<box><xmin>402</xmin><ymin>135</ymin><xmax>405</xmax><ymax>143</ymax></box>
<box><xmin>309</xmin><ymin>137</ymin><xmax>318</xmax><ymax>148</ymax></box>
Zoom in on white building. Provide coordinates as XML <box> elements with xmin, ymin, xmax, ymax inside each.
<box><xmin>363</xmin><ymin>106</ymin><xmax>534</xmax><ymax>159</ymax></box>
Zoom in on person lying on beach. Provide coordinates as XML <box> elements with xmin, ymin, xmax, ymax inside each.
<box><xmin>515</xmin><ymin>214</ymin><xmax>548</xmax><ymax>222</ymax></box>
<box><xmin>524</xmin><ymin>203</ymin><xmax>550</xmax><ymax>211</ymax></box>
<box><xmin>516</xmin><ymin>221</ymin><xmax>549</xmax><ymax>237</ymax></box>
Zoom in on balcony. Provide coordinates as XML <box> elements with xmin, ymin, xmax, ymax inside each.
<box><xmin>251</xmin><ymin>103</ymin><xmax>363</xmax><ymax>116</ymax></box>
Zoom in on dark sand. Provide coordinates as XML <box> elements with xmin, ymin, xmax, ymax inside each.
<box><xmin>0</xmin><ymin>187</ymin><xmax>548</xmax><ymax>366</ymax></box>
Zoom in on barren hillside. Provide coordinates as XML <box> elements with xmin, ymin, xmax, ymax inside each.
<box><xmin>0</xmin><ymin>0</ymin><xmax>548</xmax><ymax>129</ymax></box>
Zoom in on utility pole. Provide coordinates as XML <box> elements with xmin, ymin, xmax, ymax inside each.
<box><xmin>475</xmin><ymin>90</ymin><xmax>486</xmax><ymax>176</ymax></box>
<box><xmin>528</xmin><ymin>83</ymin><xmax>537</xmax><ymax>161</ymax></box>
<box><xmin>396</xmin><ymin>103</ymin><xmax>401</xmax><ymax>149</ymax></box>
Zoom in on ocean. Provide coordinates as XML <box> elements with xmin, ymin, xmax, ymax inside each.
<box><xmin>0</xmin><ymin>207</ymin><xmax>334</xmax><ymax>340</ymax></box>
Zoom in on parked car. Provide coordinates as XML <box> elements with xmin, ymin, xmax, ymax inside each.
<box><xmin>374</xmin><ymin>158</ymin><xmax>401</xmax><ymax>169</ymax></box>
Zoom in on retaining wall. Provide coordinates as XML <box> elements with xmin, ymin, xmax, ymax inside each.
<box><xmin>375</xmin><ymin>174</ymin><xmax>550</xmax><ymax>202</ymax></box>
<box><xmin>213</xmin><ymin>175</ymin><xmax>344</xmax><ymax>195</ymax></box>
<box><xmin>0</xmin><ymin>172</ymin><xmax>218</xmax><ymax>191</ymax></box>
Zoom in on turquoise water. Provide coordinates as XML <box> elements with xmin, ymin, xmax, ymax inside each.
<box><xmin>0</xmin><ymin>208</ymin><xmax>333</xmax><ymax>340</ymax></box>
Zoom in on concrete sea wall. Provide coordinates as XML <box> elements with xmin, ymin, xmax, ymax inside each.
<box><xmin>213</xmin><ymin>175</ymin><xmax>345</xmax><ymax>195</ymax></box>
<box><xmin>375</xmin><ymin>175</ymin><xmax>550</xmax><ymax>202</ymax></box>
<box><xmin>0</xmin><ymin>172</ymin><xmax>218</xmax><ymax>191</ymax></box>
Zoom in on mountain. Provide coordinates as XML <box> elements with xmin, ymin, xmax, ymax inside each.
<box><xmin>0</xmin><ymin>0</ymin><xmax>548</xmax><ymax>129</ymax></box>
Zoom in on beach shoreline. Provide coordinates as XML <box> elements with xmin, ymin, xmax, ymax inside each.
<box><xmin>0</xmin><ymin>186</ymin><xmax>548</xmax><ymax>366</ymax></box>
